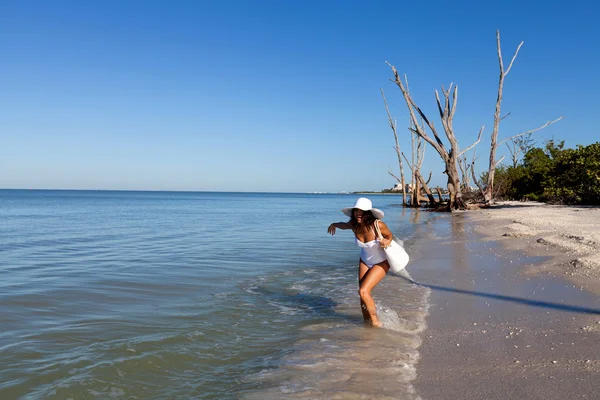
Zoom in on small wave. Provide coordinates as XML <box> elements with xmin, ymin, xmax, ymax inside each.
<box><xmin>240</xmin><ymin>267</ymin><xmax>431</xmax><ymax>400</ymax></box>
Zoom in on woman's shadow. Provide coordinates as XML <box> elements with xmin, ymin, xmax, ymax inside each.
<box><xmin>394</xmin><ymin>270</ymin><xmax>600</xmax><ymax>315</ymax></box>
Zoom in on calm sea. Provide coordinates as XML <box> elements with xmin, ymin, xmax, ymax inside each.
<box><xmin>0</xmin><ymin>190</ymin><xmax>436</xmax><ymax>399</ymax></box>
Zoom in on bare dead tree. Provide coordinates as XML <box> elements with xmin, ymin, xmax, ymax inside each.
<box><xmin>435</xmin><ymin>187</ymin><xmax>444</xmax><ymax>202</ymax></box>
<box><xmin>424</xmin><ymin>170</ymin><xmax>432</xmax><ymax>185</ymax></box>
<box><xmin>402</xmin><ymin>75</ymin><xmax>424</xmax><ymax>207</ymax></box>
<box><xmin>385</xmin><ymin>31</ymin><xmax>562</xmax><ymax>209</ymax></box>
<box><xmin>402</xmin><ymin>152</ymin><xmax>437</xmax><ymax>206</ymax></box>
<box><xmin>387</xmin><ymin>63</ymin><xmax>481</xmax><ymax>211</ymax></box>
<box><xmin>458</xmin><ymin>154</ymin><xmax>471</xmax><ymax>189</ymax></box>
<box><xmin>501</xmin><ymin>119</ymin><xmax>562</xmax><ymax>167</ymax></box>
<box><xmin>506</xmin><ymin>132</ymin><xmax>535</xmax><ymax>168</ymax></box>
<box><xmin>381</xmin><ymin>88</ymin><xmax>407</xmax><ymax>203</ymax></box>
<box><xmin>383</xmin><ymin>76</ymin><xmax>436</xmax><ymax>207</ymax></box>
<box><xmin>483</xmin><ymin>31</ymin><xmax>523</xmax><ymax>203</ymax></box>
<box><xmin>458</xmin><ymin>126</ymin><xmax>484</xmax><ymax>190</ymax></box>
<box><xmin>410</xmin><ymin>121</ymin><xmax>430</xmax><ymax>206</ymax></box>
<box><xmin>405</xmin><ymin>73</ymin><xmax>416</xmax><ymax>206</ymax></box>
<box><xmin>398</xmin><ymin>152</ymin><xmax>419</xmax><ymax>206</ymax></box>
<box><xmin>418</xmin><ymin>170</ymin><xmax>436</xmax><ymax>205</ymax></box>
<box><xmin>410</xmin><ymin>126</ymin><xmax>418</xmax><ymax>206</ymax></box>
<box><xmin>506</xmin><ymin>139</ymin><xmax>522</xmax><ymax>169</ymax></box>
<box><xmin>396</xmin><ymin>136</ymin><xmax>424</xmax><ymax>207</ymax></box>
<box><xmin>471</xmin><ymin>150</ymin><xmax>486</xmax><ymax>200</ymax></box>
<box><xmin>481</xmin><ymin>30</ymin><xmax>563</xmax><ymax>203</ymax></box>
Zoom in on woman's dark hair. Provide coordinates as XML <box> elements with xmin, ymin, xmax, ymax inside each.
<box><xmin>349</xmin><ymin>209</ymin><xmax>377</xmax><ymax>229</ymax></box>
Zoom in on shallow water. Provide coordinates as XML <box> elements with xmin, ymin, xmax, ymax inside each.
<box><xmin>0</xmin><ymin>190</ymin><xmax>434</xmax><ymax>399</ymax></box>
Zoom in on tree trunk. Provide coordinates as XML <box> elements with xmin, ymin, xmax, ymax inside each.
<box><xmin>446</xmin><ymin>154</ymin><xmax>466</xmax><ymax>210</ymax></box>
<box><xmin>484</xmin><ymin>31</ymin><xmax>523</xmax><ymax>203</ymax></box>
<box><xmin>381</xmin><ymin>89</ymin><xmax>408</xmax><ymax>207</ymax></box>
<box><xmin>415</xmin><ymin>170</ymin><xmax>436</xmax><ymax>206</ymax></box>
<box><xmin>435</xmin><ymin>187</ymin><xmax>443</xmax><ymax>203</ymax></box>
<box><xmin>480</xmin><ymin>31</ymin><xmax>561</xmax><ymax>203</ymax></box>
<box><xmin>411</xmin><ymin>172</ymin><xmax>420</xmax><ymax>207</ymax></box>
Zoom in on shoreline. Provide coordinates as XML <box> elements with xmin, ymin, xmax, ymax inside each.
<box><xmin>409</xmin><ymin>202</ymin><xmax>600</xmax><ymax>399</ymax></box>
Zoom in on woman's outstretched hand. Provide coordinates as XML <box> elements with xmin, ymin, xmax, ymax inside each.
<box><xmin>327</xmin><ymin>224</ymin><xmax>337</xmax><ymax>235</ymax></box>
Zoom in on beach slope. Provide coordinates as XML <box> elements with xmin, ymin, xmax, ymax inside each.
<box><xmin>411</xmin><ymin>202</ymin><xmax>600</xmax><ymax>399</ymax></box>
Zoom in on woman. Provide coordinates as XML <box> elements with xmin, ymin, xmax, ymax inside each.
<box><xmin>327</xmin><ymin>197</ymin><xmax>394</xmax><ymax>327</ymax></box>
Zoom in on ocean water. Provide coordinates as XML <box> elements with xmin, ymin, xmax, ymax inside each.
<box><xmin>0</xmin><ymin>190</ymin><xmax>435</xmax><ymax>399</ymax></box>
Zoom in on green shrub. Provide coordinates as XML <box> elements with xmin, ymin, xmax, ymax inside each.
<box><xmin>546</xmin><ymin>143</ymin><xmax>600</xmax><ymax>205</ymax></box>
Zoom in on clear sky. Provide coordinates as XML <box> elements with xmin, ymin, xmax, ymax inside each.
<box><xmin>1</xmin><ymin>0</ymin><xmax>598</xmax><ymax>193</ymax></box>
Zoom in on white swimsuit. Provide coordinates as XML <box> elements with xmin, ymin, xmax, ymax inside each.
<box><xmin>355</xmin><ymin>236</ymin><xmax>387</xmax><ymax>268</ymax></box>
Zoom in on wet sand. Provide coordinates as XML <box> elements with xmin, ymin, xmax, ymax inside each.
<box><xmin>410</xmin><ymin>202</ymin><xmax>600</xmax><ymax>399</ymax></box>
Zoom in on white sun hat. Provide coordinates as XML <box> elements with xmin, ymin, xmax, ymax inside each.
<box><xmin>341</xmin><ymin>197</ymin><xmax>384</xmax><ymax>219</ymax></box>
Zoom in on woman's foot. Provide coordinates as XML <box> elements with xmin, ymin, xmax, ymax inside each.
<box><xmin>362</xmin><ymin>305</ymin><xmax>382</xmax><ymax>327</ymax></box>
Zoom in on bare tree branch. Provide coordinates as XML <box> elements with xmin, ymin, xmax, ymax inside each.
<box><xmin>484</xmin><ymin>30</ymin><xmax>524</xmax><ymax>203</ymax></box>
<box><xmin>501</xmin><ymin>31</ymin><xmax>524</xmax><ymax>76</ymax></box>
<box><xmin>415</xmin><ymin>99</ymin><xmax>446</xmax><ymax>150</ymax></box>
<box><xmin>494</xmin><ymin>155</ymin><xmax>505</xmax><ymax>168</ymax></box>
<box><xmin>458</xmin><ymin>153</ymin><xmax>471</xmax><ymax>190</ymax></box>
<box><xmin>458</xmin><ymin>125</ymin><xmax>485</xmax><ymax>157</ymax></box>
<box><xmin>471</xmin><ymin>158</ymin><xmax>485</xmax><ymax>199</ymax></box>
<box><xmin>416</xmin><ymin>169</ymin><xmax>436</xmax><ymax>204</ymax></box>
<box><xmin>386</xmin><ymin>62</ymin><xmax>447</xmax><ymax>158</ymax></box>
<box><xmin>402</xmin><ymin>152</ymin><xmax>413</xmax><ymax>170</ymax></box>
<box><xmin>381</xmin><ymin>87</ymin><xmax>408</xmax><ymax>202</ymax></box>
<box><xmin>497</xmin><ymin>117</ymin><xmax>564</xmax><ymax>147</ymax></box>
<box><xmin>450</xmin><ymin>84</ymin><xmax>458</xmax><ymax>121</ymax></box>
<box><xmin>506</xmin><ymin>141</ymin><xmax>519</xmax><ymax>168</ymax></box>
<box><xmin>388</xmin><ymin>170</ymin><xmax>402</xmax><ymax>182</ymax></box>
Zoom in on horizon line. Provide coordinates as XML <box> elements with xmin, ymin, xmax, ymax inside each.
<box><xmin>0</xmin><ymin>188</ymin><xmax>388</xmax><ymax>195</ymax></box>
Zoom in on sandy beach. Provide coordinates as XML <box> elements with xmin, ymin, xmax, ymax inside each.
<box><xmin>411</xmin><ymin>202</ymin><xmax>600</xmax><ymax>399</ymax></box>
<box><xmin>471</xmin><ymin>201</ymin><xmax>600</xmax><ymax>294</ymax></box>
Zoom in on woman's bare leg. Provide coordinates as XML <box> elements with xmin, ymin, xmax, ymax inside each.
<box><xmin>358</xmin><ymin>261</ymin><xmax>389</xmax><ymax>327</ymax></box>
<box><xmin>358</xmin><ymin>261</ymin><xmax>371</xmax><ymax>324</ymax></box>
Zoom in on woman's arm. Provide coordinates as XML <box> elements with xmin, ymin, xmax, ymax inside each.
<box><xmin>327</xmin><ymin>221</ymin><xmax>352</xmax><ymax>235</ymax></box>
<box><xmin>377</xmin><ymin>221</ymin><xmax>394</xmax><ymax>248</ymax></box>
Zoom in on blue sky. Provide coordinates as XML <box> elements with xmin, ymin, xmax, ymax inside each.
<box><xmin>1</xmin><ymin>0</ymin><xmax>597</xmax><ymax>192</ymax></box>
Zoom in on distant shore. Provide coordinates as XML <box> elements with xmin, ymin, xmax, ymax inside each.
<box><xmin>411</xmin><ymin>201</ymin><xmax>600</xmax><ymax>399</ymax></box>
